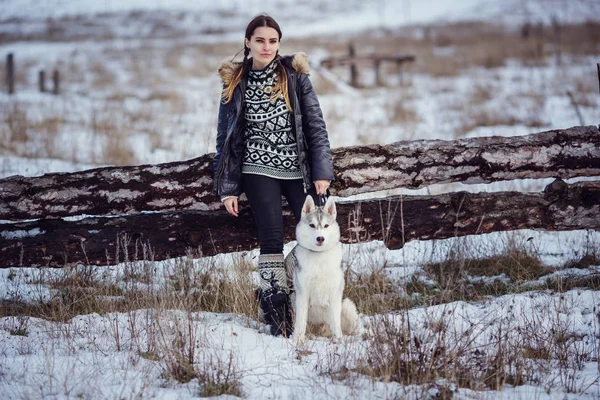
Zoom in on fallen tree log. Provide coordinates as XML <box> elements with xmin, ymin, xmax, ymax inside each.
<box><xmin>1</xmin><ymin>180</ymin><xmax>598</xmax><ymax>268</ymax></box>
<box><xmin>0</xmin><ymin>125</ymin><xmax>598</xmax><ymax>221</ymax></box>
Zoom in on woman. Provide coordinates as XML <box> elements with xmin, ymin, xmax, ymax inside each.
<box><xmin>213</xmin><ymin>14</ymin><xmax>334</xmax><ymax>337</ymax></box>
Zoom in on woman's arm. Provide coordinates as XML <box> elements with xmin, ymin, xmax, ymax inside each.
<box><xmin>297</xmin><ymin>74</ymin><xmax>334</xmax><ymax>182</ymax></box>
<box><xmin>214</xmin><ymin>98</ymin><xmax>228</xmax><ymax>182</ymax></box>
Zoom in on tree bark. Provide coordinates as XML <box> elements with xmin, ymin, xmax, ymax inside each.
<box><xmin>1</xmin><ymin>180</ymin><xmax>598</xmax><ymax>268</ymax></box>
<box><xmin>0</xmin><ymin>125</ymin><xmax>598</xmax><ymax>221</ymax></box>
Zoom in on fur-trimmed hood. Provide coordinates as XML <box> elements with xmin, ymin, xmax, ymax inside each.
<box><xmin>218</xmin><ymin>52</ymin><xmax>309</xmax><ymax>87</ymax></box>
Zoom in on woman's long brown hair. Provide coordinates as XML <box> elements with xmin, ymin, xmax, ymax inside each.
<box><xmin>221</xmin><ymin>14</ymin><xmax>292</xmax><ymax>110</ymax></box>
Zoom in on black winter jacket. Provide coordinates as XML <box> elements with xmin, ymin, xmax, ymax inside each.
<box><xmin>213</xmin><ymin>52</ymin><xmax>334</xmax><ymax>197</ymax></box>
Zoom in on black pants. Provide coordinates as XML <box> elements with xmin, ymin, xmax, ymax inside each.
<box><xmin>243</xmin><ymin>174</ymin><xmax>311</xmax><ymax>255</ymax></box>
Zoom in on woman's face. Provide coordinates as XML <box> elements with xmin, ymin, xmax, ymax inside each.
<box><xmin>245</xmin><ymin>26</ymin><xmax>280</xmax><ymax>69</ymax></box>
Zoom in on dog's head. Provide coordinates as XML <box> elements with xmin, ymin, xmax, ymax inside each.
<box><xmin>296</xmin><ymin>195</ymin><xmax>340</xmax><ymax>251</ymax></box>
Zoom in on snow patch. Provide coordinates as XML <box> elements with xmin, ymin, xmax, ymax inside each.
<box><xmin>1</xmin><ymin>228</ymin><xmax>44</xmax><ymax>239</ymax></box>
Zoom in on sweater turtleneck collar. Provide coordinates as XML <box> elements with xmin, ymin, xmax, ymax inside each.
<box><xmin>249</xmin><ymin>57</ymin><xmax>278</xmax><ymax>79</ymax></box>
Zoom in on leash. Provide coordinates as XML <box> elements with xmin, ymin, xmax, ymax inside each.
<box><xmin>316</xmin><ymin>187</ymin><xmax>330</xmax><ymax>207</ymax></box>
<box><xmin>316</xmin><ymin>194</ymin><xmax>327</xmax><ymax>207</ymax></box>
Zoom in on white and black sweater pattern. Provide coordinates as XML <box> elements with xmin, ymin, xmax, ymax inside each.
<box><xmin>242</xmin><ymin>59</ymin><xmax>302</xmax><ymax>180</ymax></box>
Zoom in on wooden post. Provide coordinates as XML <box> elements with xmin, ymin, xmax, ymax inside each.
<box><xmin>39</xmin><ymin>70</ymin><xmax>46</xmax><ymax>92</ymax></box>
<box><xmin>348</xmin><ymin>43</ymin><xmax>358</xmax><ymax>87</ymax></box>
<box><xmin>423</xmin><ymin>27</ymin><xmax>431</xmax><ymax>43</ymax></box>
<box><xmin>521</xmin><ymin>22</ymin><xmax>530</xmax><ymax>40</ymax></box>
<box><xmin>52</xmin><ymin>70</ymin><xmax>59</xmax><ymax>95</ymax></box>
<box><xmin>396</xmin><ymin>60</ymin><xmax>404</xmax><ymax>86</ymax></box>
<box><xmin>551</xmin><ymin>15</ymin><xmax>561</xmax><ymax>66</ymax></box>
<box><xmin>6</xmin><ymin>53</ymin><xmax>14</xmax><ymax>94</ymax></box>
<box><xmin>375</xmin><ymin>59</ymin><xmax>383</xmax><ymax>86</ymax></box>
<box><xmin>566</xmin><ymin>91</ymin><xmax>585</xmax><ymax>126</ymax></box>
<box><xmin>597</xmin><ymin>63</ymin><xmax>599</xmax><ymax>95</ymax></box>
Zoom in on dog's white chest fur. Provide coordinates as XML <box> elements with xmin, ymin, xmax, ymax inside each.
<box><xmin>294</xmin><ymin>244</ymin><xmax>343</xmax><ymax>308</ymax></box>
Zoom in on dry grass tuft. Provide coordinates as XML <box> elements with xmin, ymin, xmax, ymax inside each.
<box><xmin>388</xmin><ymin>97</ymin><xmax>418</xmax><ymax>125</ymax></box>
<box><xmin>1</xmin><ymin>245</ymin><xmax>249</xmax><ymax>393</ymax></box>
<box><xmin>196</xmin><ymin>351</ymin><xmax>243</xmax><ymax>397</ymax></box>
<box><xmin>315</xmin><ymin>282</ymin><xmax>595</xmax><ymax>396</ymax></box>
<box><xmin>356</xmin><ymin>312</ymin><xmax>541</xmax><ymax>394</ymax></box>
<box><xmin>2</xmin><ymin>101</ymin><xmax>29</xmax><ymax>145</ymax></box>
<box><xmin>343</xmin><ymin>265</ymin><xmax>404</xmax><ymax>315</ymax></box>
<box><xmin>408</xmin><ymin>235</ymin><xmax>551</xmax><ymax>305</ymax></box>
<box><xmin>1</xmin><ymin>245</ymin><xmax>259</xmax><ymax>322</ymax></box>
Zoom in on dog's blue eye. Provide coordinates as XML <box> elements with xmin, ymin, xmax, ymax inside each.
<box><xmin>309</xmin><ymin>224</ymin><xmax>315</xmax><ymax>228</ymax></box>
<box><xmin>324</xmin><ymin>224</ymin><xmax>329</xmax><ymax>228</ymax></box>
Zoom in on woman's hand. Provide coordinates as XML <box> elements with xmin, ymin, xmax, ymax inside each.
<box><xmin>313</xmin><ymin>180</ymin><xmax>330</xmax><ymax>195</ymax></box>
<box><xmin>223</xmin><ymin>197</ymin><xmax>239</xmax><ymax>217</ymax></box>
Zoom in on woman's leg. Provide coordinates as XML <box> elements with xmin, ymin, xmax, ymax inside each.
<box><xmin>243</xmin><ymin>174</ymin><xmax>284</xmax><ymax>255</ymax></box>
<box><xmin>281</xmin><ymin>179</ymin><xmax>314</xmax><ymax>223</ymax></box>
<box><xmin>243</xmin><ymin>174</ymin><xmax>292</xmax><ymax>336</ymax></box>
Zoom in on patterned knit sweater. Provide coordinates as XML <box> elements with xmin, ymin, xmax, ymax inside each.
<box><xmin>242</xmin><ymin>59</ymin><xmax>302</xmax><ymax>179</ymax></box>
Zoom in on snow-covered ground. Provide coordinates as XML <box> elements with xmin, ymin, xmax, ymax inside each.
<box><xmin>1</xmin><ymin>290</ymin><xmax>598</xmax><ymax>399</ymax></box>
<box><xmin>1</xmin><ymin>231</ymin><xmax>599</xmax><ymax>399</ymax></box>
<box><xmin>0</xmin><ymin>1</ymin><xmax>599</xmax><ymax>399</ymax></box>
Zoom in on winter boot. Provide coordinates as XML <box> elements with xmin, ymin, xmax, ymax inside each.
<box><xmin>257</xmin><ymin>253</ymin><xmax>293</xmax><ymax>337</ymax></box>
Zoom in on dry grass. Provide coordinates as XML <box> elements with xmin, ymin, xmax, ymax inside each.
<box><xmin>1</xmin><ymin>245</ymin><xmax>251</xmax><ymax>395</ymax></box>
<box><xmin>311</xmin><ymin>20</ymin><xmax>600</xmax><ymax>83</ymax></box>
<box><xmin>89</xmin><ymin>104</ymin><xmax>138</xmax><ymax>165</ymax></box>
<box><xmin>164</xmin><ymin>45</ymin><xmax>220</xmax><ymax>79</ymax></box>
<box><xmin>342</xmin><ymin>232</ymin><xmax>600</xmax><ymax>315</ymax></box>
<box><xmin>455</xmin><ymin>110</ymin><xmax>523</xmax><ymax>138</ymax></box>
<box><xmin>454</xmin><ymin>87</ymin><xmax>548</xmax><ymax>138</ymax></box>
<box><xmin>309</xmin><ymin>72</ymin><xmax>341</xmax><ymax>95</ymax></box>
<box><xmin>406</xmin><ymin>235</ymin><xmax>551</xmax><ymax>305</ymax></box>
<box><xmin>0</xmin><ymin>39</ymin><xmax>223</xmax><ymax>166</ymax></box>
<box><xmin>154</xmin><ymin>308</ymin><xmax>243</xmax><ymax>396</ymax></box>
<box><xmin>469</xmin><ymin>82</ymin><xmax>495</xmax><ymax>105</ymax></box>
<box><xmin>315</xmin><ymin>251</ymin><xmax>597</xmax><ymax>396</ymax></box>
<box><xmin>1</xmin><ymin>245</ymin><xmax>258</xmax><ymax>323</ymax></box>
<box><xmin>387</xmin><ymin>96</ymin><xmax>418</xmax><ymax>125</ymax></box>
<box><xmin>1</xmin><ymin>102</ymin><xmax>65</xmax><ymax>159</ymax></box>
<box><xmin>1</xmin><ymin>232</ymin><xmax>598</xmax><ymax>397</ymax></box>
<box><xmin>343</xmin><ymin>264</ymin><xmax>404</xmax><ymax>315</ymax></box>
<box><xmin>559</xmin><ymin>21</ymin><xmax>600</xmax><ymax>56</ymax></box>
<box><xmin>357</xmin><ymin>303</ymin><xmax>591</xmax><ymax>395</ymax></box>
<box><xmin>2</xmin><ymin>19</ymin><xmax>596</xmax><ymax>165</ymax></box>
<box><xmin>2</xmin><ymin>101</ymin><xmax>29</xmax><ymax>144</ymax></box>
<box><xmin>89</xmin><ymin>59</ymin><xmax>117</xmax><ymax>89</ymax></box>
<box><xmin>0</xmin><ymin>99</ymin><xmax>139</xmax><ymax>165</ymax></box>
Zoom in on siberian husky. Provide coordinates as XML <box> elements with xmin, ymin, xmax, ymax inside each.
<box><xmin>290</xmin><ymin>195</ymin><xmax>359</xmax><ymax>345</ymax></box>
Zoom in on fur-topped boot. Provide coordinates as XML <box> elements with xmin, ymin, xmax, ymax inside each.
<box><xmin>257</xmin><ymin>253</ymin><xmax>293</xmax><ymax>337</ymax></box>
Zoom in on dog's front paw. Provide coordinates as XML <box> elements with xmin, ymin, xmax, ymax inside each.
<box><xmin>330</xmin><ymin>324</ymin><xmax>343</xmax><ymax>342</ymax></box>
<box><xmin>290</xmin><ymin>333</ymin><xmax>306</xmax><ymax>346</ymax></box>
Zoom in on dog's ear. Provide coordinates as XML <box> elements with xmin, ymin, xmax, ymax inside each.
<box><xmin>302</xmin><ymin>195</ymin><xmax>315</xmax><ymax>216</ymax></box>
<box><xmin>324</xmin><ymin>196</ymin><xmax>337</xmax><ymax>219</ymax></box>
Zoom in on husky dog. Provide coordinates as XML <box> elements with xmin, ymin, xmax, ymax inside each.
<box><xmin>290</xmin><ymin>195</ymin><xmax>359</xmax><ymax>345</ymax></box>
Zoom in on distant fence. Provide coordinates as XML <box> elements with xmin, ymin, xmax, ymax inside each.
<box><xmin>0</xmin><ymin>125</ymin><xmax>599</xmax><ymax>267</ymax></box>
<box><xmin>320</xmin><ymin>44</ymin><xmax>415</xmax><ymax>87</ymax></box>
<box><xmin>5</xmin><ymin>53</ymin><xmax>60</xmax><ymax>95</ymax></box>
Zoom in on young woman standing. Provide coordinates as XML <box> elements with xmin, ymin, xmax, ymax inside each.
<box><xmin>214</xmin><ymin>14</ymin><xmax>334</xmax><ymax>337</ymax></box>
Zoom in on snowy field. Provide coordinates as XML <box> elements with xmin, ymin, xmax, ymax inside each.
<box><xmin>1</xmin><ymin>0</ymin><xmax>599</xmax><ymax>399</ymax></box>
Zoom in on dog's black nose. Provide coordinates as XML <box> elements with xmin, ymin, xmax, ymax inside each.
<box><xmin>316</xmin><ymin>236</ymin><xmax>325</xmax><ymax>243</ymax></box>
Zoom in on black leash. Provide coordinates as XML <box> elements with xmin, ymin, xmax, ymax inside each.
<box><xmin>316</xmin><ymin>193</ymin><xmax>327</xmax><ymax>207</ymax></box>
